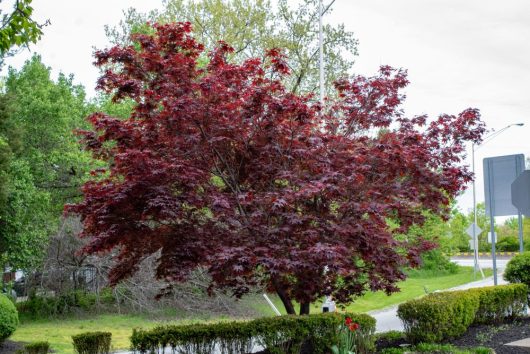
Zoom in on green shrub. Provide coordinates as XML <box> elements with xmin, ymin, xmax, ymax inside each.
<box><xmin>376</xmin><ymin>330</ymin><xmax>405</xmax><ymax>342</ymax></box>
<box><xmin>0</xmin><ymin>293</ymin><xmax>19</xmax><ymax>342</ymax></box>
<box><xmin>397</xmin><ymin>290</ymin><xmax>479</xmax><ymax>343</ymax></box>
<box><xmin>398</xmin><ymin>284</ymin><xmax>528</xmax><ymax>344</ymax></box>
<box><xmin>130</xmin><ymin>312</ymin><xmax>376</xmax><ymax>354</ymax></box>
<box><xmin>496</xmin><ymin>236</ymin><xmax>519</xmax><ymax>252</ymax></box>
<box><xmin>18</xmin><ymin>341</ymin><xmax>50</xmax><ymax>354</ymax></box>
<box><xmin>467</xmin><ymin>284</ymin><xmax>528</xmax><ymax>324</ymax></box>
<box><xmin>505</xmin><ymin>252</ymin><xmax>530</xmax><ymax>287</ymax></box>
<box><xmin>418</xmin><ymin>249</ymin><xmax>459</xmax><ymax>275</ymax></box>
<box><xmin>17</xmin><ymin>290</ymin><xmax>116</xmax><ymax>319</ymax></box>
<box><xmin>72</xmin><ymin>332</ymin><xmax>111</xmax><ymax>354</ymax></box>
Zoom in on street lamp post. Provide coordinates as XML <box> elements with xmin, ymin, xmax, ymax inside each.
<box><xmin>318</xmin><ymin>0</ymin><xmax>324</xmax><ymax>105</ymax></box>
<box><xmin>471</xmin><ymin>123</ymin><xmax>524</xmax><ymax>281</ymax></box>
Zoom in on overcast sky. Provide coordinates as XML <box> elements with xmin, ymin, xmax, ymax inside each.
<box><xmin>3</xmin><ymin>0</ymin><xmax>530</xmax><ymax>216</ymax></box>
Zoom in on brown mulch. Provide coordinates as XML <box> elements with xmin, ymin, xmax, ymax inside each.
<box><xmin>0</xmin><ymin>340</ymin><xmax>24</xmax><ymax>354</ymax></box>
<box><xmin>447</xmin><ymin>317</ymin><xmax>530</xmax><ymax>354</ymax></box>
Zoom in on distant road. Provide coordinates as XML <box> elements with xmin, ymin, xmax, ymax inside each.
<box><xmin>451</xmin><ymin>256</ymin><xmax>511</xmax><ymax>270</ymax></box>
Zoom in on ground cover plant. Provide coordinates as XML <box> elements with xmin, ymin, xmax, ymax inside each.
<box><xmin>68</xmin><ymin>21</ymin><xmax>485</xmax><ymax>316</ymax></box>
<box><xmin>380</xmin><ymin>343</ymin><xmax>493</xmax><ymax>354</ymax></box>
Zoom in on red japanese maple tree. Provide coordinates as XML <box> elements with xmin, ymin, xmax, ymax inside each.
<box><xmin>68</xmin><ymin>22</ymin><xmax>485</xmax><ymax>315</ymax></box>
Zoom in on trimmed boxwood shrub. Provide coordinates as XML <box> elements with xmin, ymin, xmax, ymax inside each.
<box><xmin>130</xmin><ymin>312</ymin><xmax>375</xmax><ymax>354</ymax></box>
<box><xmin>72</xmin><ymin>331</ymin><xmax>111</xmax><ymax>354</ymax></box>
<box><xmin>0</xmin><ymin>293</ymin><xmax>19</xmax><ymax>342</ymax></box>
<box><xmin>467</xmin><ymin>284</ymin><xmax>527</xmax><ymax>324</ymax></box>
<box><xmin>397</xmin><ymin>291</ymin><xmax>479</xmax><ymax>343</ymax></box>
<box><xmin>16</xmin><ymin>341</ymin><xmax>50</xmax><ymax>354</ymax></box>
<box><xmin>397</xmin><ymin>284</ymin><xmax>528</xmax><ymax>343</ymax></box>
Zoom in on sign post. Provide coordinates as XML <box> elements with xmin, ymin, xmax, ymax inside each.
<box><xmin>466</xmin><ymin>223</ymin><xmax>484</xmax><ymax>279</ymax></box>
<box><xmin>512</xmin><ymin>170</ymin><xmax>530</xmax><ymax>252</ymax></box>
<box><xmin>483</xmin><ymin>154</ymin><xmax>525</xmax><ymax>285</ymax></box>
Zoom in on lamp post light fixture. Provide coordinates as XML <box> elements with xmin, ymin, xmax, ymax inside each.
<box><xmin>471</xmin><ymin>123</ymin><xmax>524</xmax><ymax>280</ymax></box>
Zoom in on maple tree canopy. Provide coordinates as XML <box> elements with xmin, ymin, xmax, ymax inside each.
<box><xmin>68</xmin><ymin>22</ymin><xmax>485</xmax><ymax>315</ymax></box>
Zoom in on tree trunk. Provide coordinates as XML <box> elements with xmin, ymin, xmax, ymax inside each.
<box><xmin>299</xmin><ymin>302</ymin><xmax>310</xmax><ymax>315</ymax></box>
<box><xmin>273</xmin><ymin>278</ymin><xmax>296</xmax><ymax>315</ymax></box>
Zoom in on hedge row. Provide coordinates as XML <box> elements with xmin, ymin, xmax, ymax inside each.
<box><xmin>131</xmin><ymin>312</ymin><xmax>376</xmax><ymax>354</ymax></box>
<box><xmin>469</xmin><ymin>284</ymin><xmax>527</xmax><ymax>324</ymax></box>
<box><xmin>397</xmin><ymin>283</ymin><xmax>528</xmax><ymax>343</ymax></box>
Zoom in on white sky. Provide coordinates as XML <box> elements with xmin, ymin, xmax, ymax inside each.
<box><xmin>3</xmin><ymin>0</ymin><xmax>530</xmax><ymax>216</ymax></box>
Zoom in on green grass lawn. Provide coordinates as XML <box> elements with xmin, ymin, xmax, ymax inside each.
<box><xmin>345</xmin><ymin>266</ymin><xmax>493</xmax><ymax>313</ymax></box>
<box><xmin>252</xmin><ymin>266</ymin><xmax>493</xmax><ymax>315</ymax></box>
<box><xmin>11</xmin><ymin>266</ymin><xmax>492</xmax><ymax>353</ymax></box>
<box><xmin>11</xmin><ymin>314</ymin><xmax>231</xmax><ymax>354</ymax></box>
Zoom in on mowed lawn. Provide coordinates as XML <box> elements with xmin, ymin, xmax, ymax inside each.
<box><xmin>11</xmin><ymin>314</ymin><xmax>230</xmax><ymax>354</ymax></box>
<box><xmin>253</xmin><ymin>266</ymin><xmax>493</xmax><ymax>314</ymax></box>
<box><xmin>345</xmin><ymin>267</ymin><xmax>493</xmax><ymax>313</ymax></box>
<box><xmin>12</xmin><ymin>266</ymin><xmax>492</xmax><ymax>353</ymax></box>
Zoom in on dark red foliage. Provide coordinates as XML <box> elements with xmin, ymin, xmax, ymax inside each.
<box><xmin>67</xmin><ymin>22</ymin><xmax>485</xmax><ymax>314</ymax></box>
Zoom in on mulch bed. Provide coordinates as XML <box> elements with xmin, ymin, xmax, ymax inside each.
<box><xmin>0</xmin><ymin>340</ymin><xmax>24</xmax><ymax>354</ymax></box>
<box><xmin>447</xmin><ymin>317</ymin><xmax>530</xmax><ymax>354</ymax></box>
<box><xmin>376</xmin><ymin>317</ymin><xmax>530</xmax><ymax>353</ymax></box>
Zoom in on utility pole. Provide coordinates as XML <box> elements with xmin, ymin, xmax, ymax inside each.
<box><xmin>319</xmin><ymin>0</ymin><xmax>324</xmax><ymax>105</ymax></box>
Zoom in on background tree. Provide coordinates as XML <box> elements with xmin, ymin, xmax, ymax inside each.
<box><xmin>403</xmin><ymin>206</ymin><xmax>472</xmax><ymax>273</ymax></box>
<box><xmin>0</xmin><ymin>0</ymin><xmax>47</xmax><ymax>65</ymax></box>
<box><xmin>105</xmin><ymin>0</ymin><xmax>357</xmax><ymax>95</ymax></box>
<box><xmin>70</xmin><ymin>23</ymin><xmax>485</xmax><ymax>315</ymax></box>
<box><xmin>464</xmin><ymin>202</ymin><xmax>497</xmax><ymax>252</ymax></box>
<box><xmin>0</xmin><ymin>55</ymin><xmax>93</xmax><ymax>270</ymax></box>
<box><xmin>447</xmin><ymin>208</ymin><xmax>471</xmax><ymax>252</ymax></box>
<box><xmin>496</xmin><ymin>216</ymin><xmax>530</xmax><ymax>252</ymax></box>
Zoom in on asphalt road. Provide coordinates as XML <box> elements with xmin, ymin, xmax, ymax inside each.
<box><xmin>451</xmin><ymin>256</ymin><xmax>510</xmax><ymax>270</ymax></box>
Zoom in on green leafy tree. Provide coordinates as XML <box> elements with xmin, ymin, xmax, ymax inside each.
<box><xmin>498</xmin><ymin>216</ymin><xmax>530</xmax><ymax>251</ymax></box>
<box><xmin>0</xmin><ymin>55</ymin><xmax>93</xmax><ymax>270</ymax></box>
<box><xmin>447</xmin><ymin>209</ymin><xmax>470</xmax><ymax>252</ymax></box>
<box><xmin>105</xmin><ymin>0</ymin><xmax>358</xmax><ymax>95</ymax></box>
<box><xmin>405</xmin><ymin>206</ymin><xmax>470</xmax><ymax>253</ymax></box>
<box><xmin>0</xmin><ymin>0</ymin><xmax>47</xmax><ymax>64</ymax></box>
<box><xmin>0</xmin><ymin>159</ymin><xmax>50</xmax><ymax>269</ymax></box>
<box><xmin>4</xmin><ymin>55</ymin><xmax>93</xmax><ymax>212</ymax></box>
<box><xmin>464</xmin><ymin>202</ymin><xmax>496</xmax><ymax>252</ymax></box>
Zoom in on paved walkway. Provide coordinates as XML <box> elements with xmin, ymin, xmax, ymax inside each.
<box><xmin>369</xmin><ymin>274</ymin><xmax>508</xmax><ymax>333</ymax></box>
<box><xmin>506</xmin><ymin>338</ymin><xmax>530</xmax><ymax>348</ymax></box>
